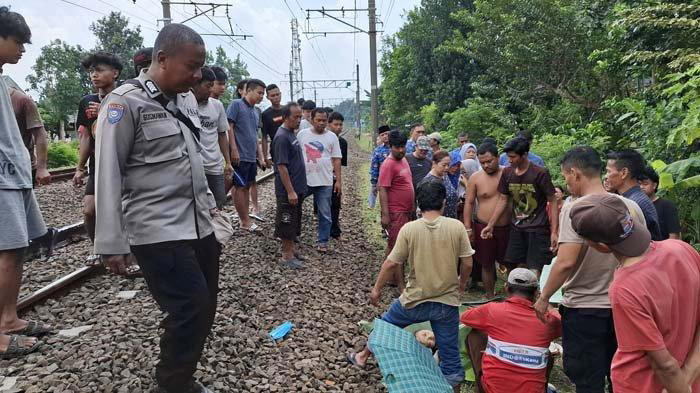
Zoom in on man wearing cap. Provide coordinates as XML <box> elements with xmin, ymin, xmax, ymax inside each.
<box><xmin>461</xmin><ymin>268</ymin><xmax>562</xmax><ymax>393</ymax></box>
<box><xmin>428</xmin><ymin>132</ymin><xmax>442</xmax><ymax>155</ymax></box>
<box><xmin>569</xmin><ymin>194</ymin><xmax>700</xmax><ymax>393</ymax></box>
<box><xmin>535</xmin><ymin>146</ymin><xmax>646</xmax><ymax>393</ymax></box>
<box><xmin>406</xmin><ymin>135</ymin><xmax>432</xmax><ymax>190</ymax></box>
<box><xmin>132</xmin><ymin>47</ymin><xmax>152</xmax><ymax>75</ymax></box>
<box><xmin>405</xmin><ymin>123</ymin><xmax>427</xmax><ymax>156</ymax></box>
<box><xmin>368</xmin><ymin>125</ymin><xmax>391</xmax><ymax>208</ymax></box>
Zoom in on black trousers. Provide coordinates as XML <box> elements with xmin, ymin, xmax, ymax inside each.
<box><xmin>330</xmin><ymin>181</ymin><xmax>342</xmax><ymax>239</ymax></box>
<box><xmin>131</xmin><ymin>234</ymin><xmax>221</xmax><ymax>393</ymax></box>
<box><xmin>560</xmin><ymin>306</ymin><xmax>617</xmax><ymax>393</ymax></box>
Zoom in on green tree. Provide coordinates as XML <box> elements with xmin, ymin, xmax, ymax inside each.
<box><xmin>26</xmin><ymin>39</ymin><xmax>88</xmax><ymax>139</ymax></box>
<box><xmin>89</xmin><ymin>11</ymin><xmax>144</xmax><ymax>78</ymax></box>
<box><xmin>206</xmin><ymin>46</ymin><xmax>250</xmax><ymax>107</ymax></box>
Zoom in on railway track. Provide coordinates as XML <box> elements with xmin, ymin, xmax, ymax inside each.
<box><xmin>18</xmin><ymin>170</ymin><xmax>275</xmax><ymax>313</ymax></box>
<box><xmin>48</xmin><ymin>166</ymin><xmax>76</xmax><ymax>182</ymax></box>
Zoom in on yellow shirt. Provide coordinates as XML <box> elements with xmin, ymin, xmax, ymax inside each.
<box><xmin>389</xmin><ymin>216</ymin><xmax>475</xmax><ymax>308</ymax></box>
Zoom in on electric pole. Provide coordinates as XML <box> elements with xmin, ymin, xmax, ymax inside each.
<box><xmin>161</xmin><ymin>0</ymin><xmax>172</xmax><ymax>25</ymax></box>
<box><xmin>356</xmin><ymin>62</ymin><xmax>361</xmax><ymax>138</ymax></box>
<box><xmin>289</xmin><ymin>71</ymin><xmax>294</xmax><ymax>101</ymax></box>
<box><xmin>368</xmin><ymin>0</ymin><xmax>379</xmax><ymax>141</ymax></box>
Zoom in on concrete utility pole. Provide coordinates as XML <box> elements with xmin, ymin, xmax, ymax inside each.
<box><xmin>161</xmin><ymin>0</ymin><xmax>172</xmax><ymax>25</ymax></box>
<box><xmin>356</xmin><ymin>62</ymin><xmax>361</xmax><ymax>138</ymax></box>
<box><xmin>368</xmin><ymin>0</ymin><xmax>379</xmax><ymax>141</ymax></box>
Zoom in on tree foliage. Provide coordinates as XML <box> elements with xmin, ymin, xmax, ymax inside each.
<box><xmin>89</xmin><ymin>12</ymin><xmax>144</xmax><ymax>78</ymax></box>
<box><xmin>26</xmin><ymin>39</ymin><xmax>89</xmax><ymax>131</ymax></box>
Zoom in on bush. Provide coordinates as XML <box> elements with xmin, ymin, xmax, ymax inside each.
<box><xmin>47</xmin><ymin>142</ymin><xmax>78</xmax><ymax>168</ymax></box>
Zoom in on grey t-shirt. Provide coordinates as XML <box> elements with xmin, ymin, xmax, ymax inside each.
<box><xmin>0</xmin><ymin>74</ymin><xmax>32</xmax><ymax>189</ymax></box>
<box><xmin>197</xmin><ymin>98</ymin><xmax>228</xmax><ymax>175</ymax></box>
<box><xmin>226</xmin><ymin>98</ymin><xmax>259</xmax><ymax>163</ymax></box>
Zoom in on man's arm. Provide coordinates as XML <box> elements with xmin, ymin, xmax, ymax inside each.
<box><xmin>72</xmin><ymin>126</ymin><xmax>92</xmax><ymax>186</ymax></box>
<box><xmin>459</xmin><ymin>256</ymin><xmax>474</xmax><ymax>294</ymax></box>
<box><xmin>463</xmin><ymin>176</ymin><xmax>477</xmax><ymax>240</ymax></box>
<box><xmin>332</xmin><ymin>157</ymin><xmax>342</xmax><ymax>194</ymax></box>
<box><xmin>277</xmin><ymin>164</ymin><xmax>298</xmax><ymax>206</ymax></box>
<box><xmin>369</xmin><ymin>259</ymin><xmax>401</xmax><ymax>306</ymax></box>
<box><xmin>378</xmin><ymin>186</ymin><xmax>390</xmax><ymax>229</ymax></box>
<box><xmin>680</xmin><ymin>326</ymin><xmax>700</xmax><ymax>387</ymax></box>
<box><xmin>646</xmin><ymin>349</ymin><xmax>691</xmax><ymax>393</ymax></box>
<box><xmin>548</xmin><ymin>194</ymin><xmax>560</xmax><ymax>251</ymax></box>
<box><xmin>534</xmin><ymin>242</ymin><xmax>582</xmax><ymax>322</ymax></box>
<box><xmin>217</xmin><ymin>129</ymin><xmax>232</xmax><ymax>178</ymax></box>
<box><xmin>30</xmin><ymin>126</ymin><xmax>50</xmax><ymax>185</ymax></box>
<box><xmin>482</xmin><ymin>193</ymin><xmax>508</xmax><ymax>238</ymax></box>
<box><xmin>227</xmin><ymin>121</ymin><xmax>240</xmax><ymax>166</ymax></box>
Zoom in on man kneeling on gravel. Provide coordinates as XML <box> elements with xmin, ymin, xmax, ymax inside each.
<box><xmin>347</xmin><ymin>181</ymin><xmax>474</xmax><ymax>392</ymax></box>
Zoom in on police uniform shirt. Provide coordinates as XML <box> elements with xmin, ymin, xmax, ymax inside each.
<box><xmin>93</xmin><ymin>71</ymin><xmax>214</xmax><ymax>255</ymax></box>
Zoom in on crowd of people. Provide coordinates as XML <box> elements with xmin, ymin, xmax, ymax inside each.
<box><xmin>1</xmin><ymin>6</ymin><xmax>699</xmax><ymax>393</ymax></box>
<box><xmin>357</xmin><ymin>121</ymin><xmax>699</xmax><ymax>392</ymax></box>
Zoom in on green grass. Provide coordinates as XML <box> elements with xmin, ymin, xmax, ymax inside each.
<box><xmin>358</xmin><ymin>161</ymin><xmax>385</xmax><ymax>252</ymax></box>
<box><xmin>358</xmin><ymin>133</ymin><xmax>375</xmax><ymax>153</ymax></box>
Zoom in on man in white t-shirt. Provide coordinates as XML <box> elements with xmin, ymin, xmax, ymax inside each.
<box><xmin>535</xmin><ymin>146</ymin><xmax>646</xmax><ymax>393</ymax></box>
<box><xmin>191</xmin><ymin>66</ymin><xmax>232</xmax><ymax>208</ymax></box>
<box><xmin>297</xmin><ymin>108</ymin><xmax>342</xmax><ymax>252</ymax></box>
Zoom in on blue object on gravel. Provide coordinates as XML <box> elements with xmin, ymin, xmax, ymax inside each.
<box><xmin>269</xmin><ymin>321</ymin><xmax>294</xmax><ymax>341</ymax></box>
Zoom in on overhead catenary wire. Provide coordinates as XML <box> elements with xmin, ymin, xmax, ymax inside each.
<box><xmin>57</xmin><ymin>0</ymin><xmax>159</xmax><ymax>33</ymax></box>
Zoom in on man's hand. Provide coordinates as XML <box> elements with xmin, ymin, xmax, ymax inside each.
<box><xmin>86</xmin><ymin>102</ymin><xmax>100</xmax><ymax>120</ymax></box>
<box><xmin>465</xmin><ymin>226</ymin><xmax>475</xmax><ymax>243</ymax></box>
<box><xmin>72</xmin><ymin>168</ymin><xmax>86</xmax><ymax>187</ymax></box>
<box><xmin>265</xmin><ymin>158</ymin><xmax>273</xmax><ymax>169</ymax></box>
<box><xmin>533</xmin><ymin>296</ymin><xmax>551</xmax><ymax>324</ymax></box>
<box><xmin>230</xmin><ymin>150</ymin><xmax>240</xmax><ymax>167</ymax></box>
<box><xmin>380</xmin><ymin>213</ymin><xmax>391</xmax><ymax>230</ymax></box>
<box><xmin>35</xmin><ymin>167</ymin><xmax>51</xmax><ymax>186</ymax></box>
<box><xmin>257</xmin><ymin>157</ymin><xmax>267</xmax><ymax>171</ymax></box>
<box><xmin>103</xmin><ymin>255</ymin><xmax>128</xmax><ymax>276</ymax></box>
<box><xmin>481</xmin><ymin>225</ymin><xmax>494</xmax><ymax>239</ymax></box>
<box><xmin>550</xmin><ymin>232</ymin><xmax>559</xmax><ymax>253</ymax></box>
<box><xmin>287</xmin><ymin>191</ymin><xmax>298</xmax><ymax>206</ymax></box>
<box><xmin>459</xmin><ymin>280</ymin><xmax>468</xmax><ymax>297</ymax></box>
<box><xmin>334</xmin><ymin>180</ymin><xmax>342</xmax><ymax>195</ymax></box>
<box><xmin>369</xmin><ymin>287</ymin><xmax>381</xmax><ymax>307</ymax></box>
<box><xmin>224</xmin><ymin>164</ymin><xmax>233</xmax><ymax>180</ymax></box>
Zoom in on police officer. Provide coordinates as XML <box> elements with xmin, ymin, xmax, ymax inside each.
<box><xmin>94</xmin><ymin>24</ymin><xmax>218</xmax><ymax>393</ymax></box>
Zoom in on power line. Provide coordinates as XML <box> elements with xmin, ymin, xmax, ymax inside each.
<box><xmin>57</xmin><ymin>0</ymin><xmax>159</xmax><ymax>32</ymax></box>
<box><xmin>94</xmin><ymin>0</ymin><xmax>160</xmax><ymax>30</ymax></box>
<box><xmin>280</xmin><ymin>0</ymin><xmax>332</xmax><ymax>78</ymax></box>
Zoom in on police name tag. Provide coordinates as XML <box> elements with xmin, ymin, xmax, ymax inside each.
<box><xmin>108</xmin><ymin>103</ymin><xmax>125</xmax><ymax>124</ymax></box>
<box><xmin>485</xmin><ymin>337</ymin><xmax>549</xmax><ymax>370</ymax></box>
<box><xmin>142</xmin><ymin>111</ymin><xmax>169</xmax><ymax>123</ymax></box>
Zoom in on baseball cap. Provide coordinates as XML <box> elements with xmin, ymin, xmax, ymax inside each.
<box><xmin>428</xmin><ymin>132</ymin><xmax>441</xmax><ymax>143</ymax></box>
<box><xmin>133</xmin><ymin>47</ymin><xmax>153</xmax><ymax>71</ymax></box>
<box><xmin>507</xmin><ymin>268</ymin><xmax>538</xmax><ymax>288</ymax></box>
<box><xmin>569</xmin><ymin>194</ymin><xmax>651</xmax><ymax>257</ymax></box>
<box><xmin>416</xmin><ymin>136</ymin><xmax>431</xmax><ymax>150</ymax></box>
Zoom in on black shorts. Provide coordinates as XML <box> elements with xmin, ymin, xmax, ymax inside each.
<box><xmin>504</xmin><ymin>228</ymin><xmax>553</xmax><ymax>271</ymax></box>
<box><xmin>232</xmin><ymin>161</ymin><xmax>257</xmax><ymax>187</ymax></box>
<box><xmin>85</xmin><ymin>173</ymin><xmax>95</xmax><ymax>196</ymax></box>
<box><xmin>274</xmin><ymin>195</ymin><xmax>303</xmax><ymax>241</ymax></box>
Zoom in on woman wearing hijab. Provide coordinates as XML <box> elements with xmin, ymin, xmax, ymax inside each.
<box><xmin>418</xmin><ymin>150</ymin><xmax>460</xmax><ymax>218</ymax></box>
<box><xmin>460</xmin><ymin>143</ymin><xmax>477</xmax><ymax>160</ymax></box>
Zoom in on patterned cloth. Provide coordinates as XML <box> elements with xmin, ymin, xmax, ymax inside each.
<box><xmin>370</xmin><ymin>144</ymin><xmax>391</xmax><ymax>184</ymax></box>
<box><xmin>369</xmin><ymin>319</ymin><xmax>453</xmax><ymax>393</ymax></box>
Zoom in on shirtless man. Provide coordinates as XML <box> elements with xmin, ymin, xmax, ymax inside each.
<box><xmin>463</xmin><ymin>143</ymin><xmax>510</xmax><ymax>298</ymax></box>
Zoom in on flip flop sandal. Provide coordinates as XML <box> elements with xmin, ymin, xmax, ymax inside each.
<box><xmin>0</xmin><ymin>335</ymin><xmax>42</xmax><ymax>359</ymax></box>
<box><xmin>249</xmin><ymin>212</ymin><xmax>266</xmax><ymax>222</ymax></box>
<box><xmin>240</xmin><ymin>223</ymin><xmax>261</xmax><ymax>233</ymax></box>
<box><xmin>346</xmin><ymin>352</ymin><xmax>365</xmax><ymax>369</ymax></box>
<box><xmin>5</xmin><ymin>320</ymin><xmax>53</xmax><ymax>337</ymax></box>
<box><xmin>125</xmin><ymin>264</ymin><xmax>143</xmax><ymax>278</ymax></box>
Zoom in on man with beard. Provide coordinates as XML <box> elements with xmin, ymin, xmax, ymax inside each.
<box><xmin>464</xmin><ymin>143</ymin><xmax>511</xmax><ymax>299</ymax></box>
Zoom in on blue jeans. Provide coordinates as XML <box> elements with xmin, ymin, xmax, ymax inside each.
<box><xmin>308</xmin><ymin>185</ymin><xmax>332</xmax><ymax>245</ymax></box>
<box><xmin>381</xmin><ymin>299</ymin><xmax>464</xmax><ymax>387</ymax></box>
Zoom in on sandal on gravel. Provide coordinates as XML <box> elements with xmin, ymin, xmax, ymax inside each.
<box><xmin>0</xmin><ymin>335</ymin><xmax>42</xmax><ymax>359</ymax></box>
<box><xmin>346</xmin><ymin>352</ymin><xmax>365</xmax><ymax>369</ymax></box>
<box><xmin>5</xmin><ymin>320</ymin><xmax>53</xmax><ymax>337</ymax></box>
<box><xmin>249</xmin><ymin>212</ymin><xmax>265</xmax><ymax>222</ymax></box>
<box><xmin>239</xmin><ymin>223</ymin><xmax>260</xmax><ymax>233</ymax></box>
<box><xmin>293</xmin><ymin>252</ymin><xmax>307</xmax><ymax>261</ymax></box>
<box><xmin>280</xmin><ymin>258</ymin><xmax>305</xmax><ymax>270</ymax></box>
<box><xmin>125</xmin><ymin>264</ymin><xmax>143</xmax><ymax>278</ymax></box>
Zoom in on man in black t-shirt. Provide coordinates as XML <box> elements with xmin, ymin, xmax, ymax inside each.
<box><xmin>261</xmin><ymin>84</ymin><xmax>283</xmax><ymax>166</ymax></box>
<box><xmin>328</xmin><ymin>111</ymin><xmax>348</xmax><ymax>240</ymax></box>
<box><xmin>273</xmin><ymin>103</ymin><xmax>307</xmax><ymax>269</ymax></box>
<box><xmin>640</xmin><ymin>166</ymin><xmax>681</xmax><ymax>240</ymax></box>
<box><xmin>72</xmin><ymin>52</ymin><xmax>122</xmax><ymax>244</ymax></box>
<box><xmin>406</xmin><ymin>136</ymin><xmax>431</xmax><ymax>190</ymax></box>
<box><xmin>482</xmin><ymin>137</ymin><xmax>559</xmax><ymax>277</ymax></box>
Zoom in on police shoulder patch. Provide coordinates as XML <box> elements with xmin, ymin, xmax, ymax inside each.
<box><xmin>108</xmin><ymin>103</ymin><xmax>125</xmax><ymax>124</ymax></box>
<box><xmin>144</xmin><ymin>80</ymin><xmax>160</xmax><ymax>95</ymax></box>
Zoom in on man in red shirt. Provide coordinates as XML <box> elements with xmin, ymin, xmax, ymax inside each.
<box><xmin>377</xmin><ymin>130</ymin><xmax>415</xmax><ymax>289</ymax></box>
<box><xmin>570</xmin><ymin>194</ymin><xmax>700</xmax><ymax>393</ymax></box>
<box><xmin>461</xmin><ymin>268</ymin><xmax>562</xmax><ymax>393</ymax></box>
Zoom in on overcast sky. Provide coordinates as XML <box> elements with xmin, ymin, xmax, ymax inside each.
<box><xmin>4</xmin><ymin>0</ymin><xmax>420</xmax><ymax>106</ymax></box>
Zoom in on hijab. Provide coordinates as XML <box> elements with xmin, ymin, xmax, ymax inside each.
<box><xmin>448</xmin><ymin>151</ymin><xmax>462</xmax><ymax>188</ymax></box>
<box><xmin>460</xmin><ymin>143</ymin><xmax>477</xmax><ymax>160</ymax></box>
